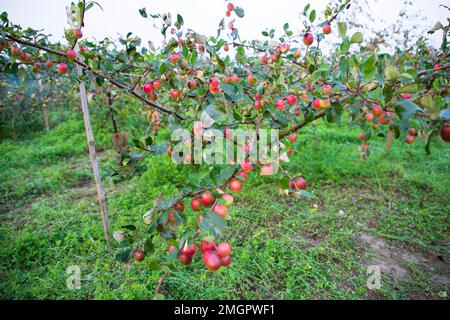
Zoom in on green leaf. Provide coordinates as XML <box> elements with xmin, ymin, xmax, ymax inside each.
<box><xmin>175</xmin><ymin>14</ymin><xmax>184</xmax><ymax>29</ymax></box>
<box><xmin>234</xmin><ymin>6</ymin><xmax>245</xmax><ymax>18</ymax></box>
<box><xmin>338</xmin><ymin>22</ymin><xmax>347</xmax><ymax>38</ymax></box>
<box><xmin>396</xmin><ymin>100</ymin><xmax>422</xmax><ymax>125</ymax></box>
<box><xmin>116</xmin><ymin>247</ymin><xmax>133</xmax><ymax>262</ymax></box>
<box><xmin>361</xmin><ymin>54</ymin><xmax>376</xmax><ymax>82</ymax></box>
<box><xmin>309</xmin><ymin>10</ymin><xmax>316</xmax><ymax>23</ymax></box>
<box><xmin>439</xmin><ymin>107</ymin><xmax>450</xmax><ymax>120</ymax></box>
<box><xmin>397</xmin><ymin>83</ymin><xmax>418</xmax><ymax>94</ymax></box>
<box><xmin>139</xmin><ymin>8</ymin><xmax>147</xmax><ymax>18</ymax></box>
<box><xmin>200</xmin><ymin>211</ymin><xmax>227</xmax><ymax>238</ymax></box>
<box><xmin>349</xmin><ymin>32</ymin><xmax>363</xmax><ymax>44</ymax></box>
<box><xmin>340</xmin><ymin>37</ymin><xmax>350</xmax><ymax>53</ymax></box>
<box><xmin>300</xmin><ymin>190</ymin><xmax>315</xmax><ymax>199</ymax></box>
<box><xmin>144</xmin><ymin>237</ymin><xmax>155</xmax><ymax>254</ymax></box>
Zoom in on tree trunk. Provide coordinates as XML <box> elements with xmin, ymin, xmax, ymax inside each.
<box><xmin>385</xmin><ymin>128</ymin><xmax>393</xmax><ymax>152</ymax></box>
<box><xmin>42</xmin><ymin>106</ymin><xmax>49</xmax><ymax>132</ymax></box>
<box><xmin>38</xmin><ymin>77</ymin><xmax>49</xmax><ymax>132</ymax></box>
<box><xmin>67</xmin><ymin>6</ymin><xmax>110</xmax><ymax>246</ymax></box>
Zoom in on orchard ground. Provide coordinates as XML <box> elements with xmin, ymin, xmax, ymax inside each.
<box><xmin>0</xmin><ymin>109</ymin><xmax>449</xmax><ymax>300</ymax></box>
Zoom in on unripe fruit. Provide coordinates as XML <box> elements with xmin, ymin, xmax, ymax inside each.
<box><xmin>247</xmin><ymin>75</ymin><xmax>256</xmax><ymax>84</ymax></box>
<box><xmin>286</xmin><ymin>95</ymin><xmax>296</xmax><ymax>106</ymax></box>
<box><xmin>220</xmin><ymin>255</ymin><xmax>231</xmax><ymax>266</ymax></box>
<box><xmin>152</xmin><ymin>80</ymin><xmax>161</xmax><ymax>90</ymax></box>
<box><xmin>11</xmin><ymin>46</ymin><xmax>20</xmax><ymax>56</ymax></box>
<box><xmin>217</xmin><ymin>242</ymin><xmax>232</xmax><ymax>257</ymax></box>
<box><xmin>379</xmin><ymin>113</ymin><xmax>390</xmax><ymax>125</ymax></box>
<box><xmin>66</xmin><ymin>49</ymin><xmax>77</xmax><ymax>60</ymax></box>
<box><xmin>237</xmin><ymin>171</ymin><xmax>248</xmax><ymax>181</ymax></box>
<box><xmin>174</xmin><ymin>200</ymin><xmax>184</xmax><ymax>213</ymax></box>
<box><xmin>188</xmin><ymin>80</ymin><xmax>196</xmax><ymax>90</ymax></box>
<box><xmin>440</xmin><ymin>124</ymin><xmax>450</xmax><ymax>142</ymax></box>
<box><xmin>322</xmin><ymin>85</ymin><xmax>332</xmax><ymax>95</ymax></box>
<box><xmin>293</xmin><ymin>50</ymin><xmax>301</xmax><ymax>59</ymax></box>
<box><xmin>181</xmin><ymin>243</ymin><xmax>197</xmax><ymax>256</ymax></box>
<box><xmin>289</xmin><ymin>177</ymin><xmax>307</xmax><ymax>190</ymax></box>
<box><xmin>222</xmin><ymin>194</ymin><xmax>234</xmax><ymax>207</ymax></box>
<box><xmin>230</xmin><ymin>74</ymin><xmax>239</xmax><ymax>83</ymax></box>
<box><xmin>74</xmin><ymin>28</ymin><xmax>83</xmax><ymax>39</ymax></box>
<box><xmin>313</xmin><ymin>98</ymin><xmax>321</xmax><ymax>110</ymax></box>
<box><xmin>276</xmin><ymin>99</ymin><xmax>285</xmax><ymax>110</ymax></box>
<box><xmin>202</xmin><ymin>252</ymin><xmax>221</xmax><ymax>271</ymax></box>
<box><xmin>134</xmin><ymin>250</ymin><xmax>145</xmax><ymax>262</ymax></box>
<box><xmin>319</xmin><ymin>99</ymin><xmax>331</xmax><ymax>109</ymax></box>
<box><xmin>170</xmin><ymin>90</ymin><xmax>180</xmax><ymax>99</ymax></box>
<box><xmin>373</xmin><ymin>105</ymin><xmax>383</xmax><ymax>117</ymax></box>
<box><xmin>240</xmin><ymin>161</ymin><xmax>253</xmax><ymax>173</ymax></box>
<box><xmin>201</xmin><ymin>192</ymin><xmax>214</xmax><ymax>206</ymax></box>
<box><xmin>213</xmin><ymin>204</ymin><xmax>228</xmax><ymax>219</ymax></box>
<box><xmin>210</xmin><ymin>77</ymin><xmax>220</xmax><ymax>87</ymax></box>
<box><xmin>45</xmin><ymin>60</ymin><xmax>52</xmax><ymax>69</ymax></box>
<box><xmin>229</xmin><ymin>178</ymin><xmax>243</xmax><ymax>193</ymax></box>
<box><xmin>408</xmin><ymin>128</ymin><xmax>417</xmax><ymax>136</ymax></box>
<box><xmin>58</xmin><ymin>63</ymin><xmax>68</xmax><ymax>74</ymax></box>
<box><xmin>201</xmin><ymin>240</ymin><xmax>216</xmax><ymax>253</ymax></box>
<box><xmin>400</xmin><ymin>93</ymin><xmax>411</xmax><ymax>99</ymax></box>
<box><xmin>289</xmin><ymin>133</ymin><xmax>297</xmax><ymax>142</ymax></box>
<box><xmin>179</xmin><ymin>253</ymin><xmax>192</xmax><ymax>265</ymax></box>
<box><xmin>143</xmin><ymin>83</ymin><xmax>153</xmax><ymax>94</ymax></box>
<box><xmin>169</xmin><ymin>53</ymin><xmax>180</xmax><ymax>63</ymax></box>
<box><xmin>303</xmin><ymin>33</ymin><xmax>314</xmax><ymax>46</ymax></box>
<box><xmin>261</xmin><ymin>164</ymin><xmax>274</xmax><ymax>176</ymax></box>
<box><xmin>191</xmin><ymin>198</ymin><xmax>201</xmax><ymax>211</ymax></box>
<box><xmin>323</xmin><ymin>24</ymin><xmax>331</xmax><ymax>35</ymax></box>
<box><xmin>405</xmin><ymin>135</ymin><xmax>414</xmax><ymax>144</ymax></box>
<box><xmin>271</xmin><ymin>53</ymin><xmax>279</xmax><ymax>63</ymax></box>
<box><xmin>223</xmin><ymin>43</ymin><xmax>229</xmax><ymax>52</ymax></box>
<box><xmin>209</xmin><ymin>83</ymin><xmax>222</xmax><ymax>94</ymax></box>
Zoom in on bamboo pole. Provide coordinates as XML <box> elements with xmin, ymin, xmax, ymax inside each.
<box><xmin>68</xmin><ymin>7</ymin><xmax>110</xmax><ymax>245</ymax></box>
<box><xmin>74</xmin><ymin>49</ymin><xmax>111</xmax><ymax>245</ymax></box>
<box><xmin>37</xmin><ymin>76</ymin><xmax>49</xmax><ymax>132</ymax></box>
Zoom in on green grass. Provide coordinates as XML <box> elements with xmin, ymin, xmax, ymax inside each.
<box><xmin>0</xmin><ymin>112</ymin><xmax>449</xmax><ymax>300</ymax></box>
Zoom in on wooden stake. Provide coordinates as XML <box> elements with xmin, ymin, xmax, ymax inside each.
<box><xmin>385</xmin><ymin>128</ymin><xmax>393</xmax><ymax>152</ymax></box>
<box><xmin>67</xmin><ymin>7</ymin><xmax>110</xmax><ymax>246</ymax></box>
<box><xmin>37</xmin><ymin>77</ymin><xmax>49</xmax><ymax>132</ymax></box>
<box><xmin>75</xmin><ymin>52</ymin><xmax>111</xmax><ymax>245</ymax></box>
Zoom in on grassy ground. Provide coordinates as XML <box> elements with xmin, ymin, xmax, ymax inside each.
<box><xmin>0</xmin><ymin>112</ymin><xmax>449</xmax><ymax>300</ymax></box>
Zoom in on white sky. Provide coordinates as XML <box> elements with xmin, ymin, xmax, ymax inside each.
<box><xmin>0</xmin><ymin>0</ymin><xmax>447</xmax><ymax>51</ymax></box>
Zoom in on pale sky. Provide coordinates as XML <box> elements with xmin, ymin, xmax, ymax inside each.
<box><xmin>0</xmin><ymin>0</ymin><xmax>447</xmax><ymax>51</ymax></box>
